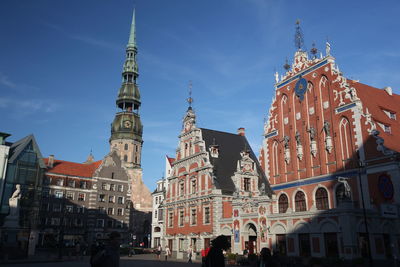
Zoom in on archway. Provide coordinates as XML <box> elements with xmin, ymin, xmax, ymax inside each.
<box><xmin>244</xmin><ymin>223</ymin><xmax>257</xmax><ymax>254</ymax></box>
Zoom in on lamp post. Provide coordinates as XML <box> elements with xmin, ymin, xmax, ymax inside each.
<box><xmin>357</xmin><ymin>158</ymin><xmax>373</xmax><ymax>266</ymax></box>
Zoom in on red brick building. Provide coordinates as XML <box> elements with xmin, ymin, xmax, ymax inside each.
<box><xmin>162</xmin><ymin>103</ymin><xmax>273</xmax><ymax>258</ymax></box>
<box><xmin>260</xmin><ymin>42</ymin><xmax>400</xmax><ymax>260</ymax></box>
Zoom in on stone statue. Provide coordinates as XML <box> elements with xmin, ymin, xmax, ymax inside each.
<box><xmin>274</xmin><ymin>72</ymin><xmax>279</xmax><ymax>84</ymax></box>
<box><xmin>326</xmin><ymin>41</ymin><xmax>331</xmax><ymax>56</ymax></box>
<box><xmin>283</xmin><ymin>136</ymin><xmax>290</xmax><ymax>149</ymax></box>
<box><xmin>295</xmin><ymin>131</ymin><xmax>301</xmax><ymax>146</ymax></box>
<box><xmin>11</xmin><ymin>184</ymin><xmax>21</xmax><ymax>200</ymax></box>
<box><xmin>337</xmin><ymin>177</ymin><xmax>351</xmax><ymax>201</ymax></box>
<box><xmin>260</xmin><ymin>183</ymin><xmax>265</xmax><ymax>195</ymax></box>
<box><xmin>307</xmin><ymin>126</ymin><xmax>316</xmax><ymax>141</ymax></box>
<box><xmin>323</xmin><ymin>121</ymin><xmax>331</xmax><ymax>137</ymax></box>
<box><xmin>3</xmin><ymin>184</ymin><xmax>22</xmax><ymax>227</ymax></box>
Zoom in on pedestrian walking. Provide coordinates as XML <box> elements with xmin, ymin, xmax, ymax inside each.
<box><xmin>75</xmin><ymin>241</ymin><xmax>81</xmax><ymax>260</ymax></box>
<box><xmin>201</xmin><ymin>244</ymin><xmax>211</xmax><ymax>267</ymax></box>
<box><xmin>187</xmin><ymin>245</ymin><xmax>193</xmax><ymax>263</ymax></box>
<box><xmin>156</xmin><ymin>244</ymin><xmax>162</xmax><ymax>260</ymax></box>
<box><xmin>259</xmin><ymin>247</ymin><xmax>272</xmax><ymax>267</ymax></box>
<box><xmin>164</xmin><ymin>245</ymin><xmax>171</xmax><ymax>261</ymax></box>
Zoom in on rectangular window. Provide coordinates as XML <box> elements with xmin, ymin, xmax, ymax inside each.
<box><xmin>155</xmin><ymin>210</ymin><xmax>158</xmax><ymax>218</ymax></box>
<box><xmin>66</xmin><ymin>192</ymin><xmax>74</xmax><ymax>200</ymax></box>
<box><xmin>179</xmin><ymin>239</ymin><xmax>185</xmax><ymax>251</ymax></box>
<box><xmin>51</xmin><ymin>218</ymin><xmax>60</xmax><ymax>226</ymax></box>
<box><xmin>180</xmin><ymin>182</ymin><xmax>184</xmax><ymax>196</ymax></box>
<box><xmin>53</xmin><ymin>204</ymin><xmax>61</xmax><ymax>212</ymax></box>
<box><xmin>78</xmin><ymin>193</ymin><xmax>85</xmax><ymax>201</ymax></box>
<box><xmin>191</xmin><ymin>208</ymin><xmax>197</xmax><ymax>225</ymax></box>
<box><xmin>97</xmin><ymin>219</ymin><xmax>104</xmax><ymax>227</ymax></box>
<box><xmin>244</xmin><ymin>178</ymin><xmax>251</xmax><ymax>191</ymax></box>
<box><xmin>41</xmin><ymin>203</ymin><xmax>49</xmax><ymax>211</ymax></box>
<box><xmin>107</xmin><ymin>220</ymin><xmax>113</xmax><ymax>228</ymax></box>
<box><xmin>109</xmin><ymin>195</ymin><xmax>115</xmax><ymax>203</ymax></box>
<box><xmin>102</xmin><ymin>183</ymin><xmax>107</xmax><ymax>190</ymax></box>
<box><xmin>98</xmin><ymin>207</ymin><xmax>105</xmax><ymax>214</ymax></box>
<box><xmin>158</xmin><ymin>208</ymin><xmax>164</xmax><ymax>222</ymax></box>
<box><xmin>168</xmin><ymin>212</ymin><xmax>173</xmax><ymax>227</ymax></box>
<box><xmin>117</xmin><ymin>196</ymin><xmax>124</xmax><ymax>204</ymax></box>
<box><xmin>117</xmin><ymin>208</ymin><xmax>123</xmax><ymax>216</ymax></box>
<box><xmin>99</xmin><ymin>194</ymin><xmax>105</xmax><ymax>202</ymax></box>
<box><xmin>390</xmin><ymin>112</ymin><xmax>396</xmax><ymax>120</ymax></box>
<box><xmin>118</xmin><ymin>184</ymin><xmax>123</xmax><ymax>192</ymax></box>
<box><xmin>204</xmin><ymin>207</ymin><xmax>210</xmax><ymax>224</ymax></box>
<box><xmin>76</xmin><ymin>206</ymin><xmax>84</xmax><ymax>213</ymax></box>
<box><xmin>42</xmin><ymin>188</ymin><xmax>49</xmax><ymax>198</ymax></box>
<box><xmin>68</xmin><ymin>180</ymin><xmax>75</xmax><ymax>187</ymax></box>
<box><xmin>110</xmin><ymin>184</ymin><xmax>115</xmax><ymax>191</ymax></box>
<box><xmin>65</xmin><ymin>205</ymin><xmax>73</xmax><ymax>213</ymax></box>
<box><xmin>56</xmin><ymin>179</ymin><xmax>63</xmax><ymax>186</ymax></box>
<box><xmin>179</xmin><ymin>210</ymin><xmax>184</xmax><ymax>227</ymax></box>
<box><xmin>107</xmin><ymin>208</ymin><xmax>114</xmax><ymax>215</ymax></box>
<box><xmin>80</xmin><ymin>181</ymin><xmax>87</xmax><ymax>189</ymax></box>
<box><xmin>116</xmin><ymin>221</ymin><xmax>123</xmax><ymax>228</ymax></box>
<box><xmin>384</xmin><ymin>125</ymin><xmax>392</xmax><ymax>133</ymax></box>
<box><xmin>55</xmin><ymin>191</ymin><xmax>63</xmax><ymax>198</ymax></box>
<box><xmin>191</xmin><ymin>179</ymin><xmax>196</xmax><ymax>194</ymax></box>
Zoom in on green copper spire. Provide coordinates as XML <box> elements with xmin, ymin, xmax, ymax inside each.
<box><xmin>110</xmin><ymin>9</ymin><xmax>143</xmax><ymax>146</ymax></box>
<box><xmin>127</xmin><ymin>9</ymin><xmax>136</xmax><ymax>49</ymax></box>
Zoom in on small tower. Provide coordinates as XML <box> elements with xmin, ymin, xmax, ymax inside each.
<box><xmin>110</xmin><ymin>9</ymin><xmax>143</xmax><ymax>168</ymax></box>
<box><xmin>182</xmin><ymin>81</ymin><xmax>196</xmax><ymax>132</ymax></box>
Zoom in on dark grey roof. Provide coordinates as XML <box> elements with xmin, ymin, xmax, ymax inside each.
<box><xmin>8</xmin><ymin>134</ymin><xmax>46</xmax><ymax>168</ymax></box>
<box><xmin>200</xmin><ymin>128</ymin><xmax>273</xmax><ymax>197</ymax></box>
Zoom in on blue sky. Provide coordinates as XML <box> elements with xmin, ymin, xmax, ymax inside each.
<box><xmin>1</xmin><ymin>0</ymin><xmax>399</xmax><ymax>190</ymax></box>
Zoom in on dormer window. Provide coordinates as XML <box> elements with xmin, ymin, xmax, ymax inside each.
<box><xmin>384</xmin><ymin>125</ymin><xmax>391</xmax><ymax>133</ymax></box>
<box><xmin>390</xmin><ymin>112</ymin><xmax>396</xmax><ymax>120</ymax></box>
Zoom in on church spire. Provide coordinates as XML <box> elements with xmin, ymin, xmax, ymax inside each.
<box><xmin>110</xmin><ymin>8</ymin><xmax>143</xmax><ymax>168</ymax></box>
<box><xmin>127</xmin><ymin>9</ymin><xmax>137</xmax><ymax>49</ymax></box>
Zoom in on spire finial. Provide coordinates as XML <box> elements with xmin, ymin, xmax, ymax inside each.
<box><xmin>128</xmin><ymin>8</ymin><xmax>137</xmax><ymax>48</ymax></box>
<box><xmin>187</xmin><ymin>81</ymin><xmax>193</xmax><ymax>108</ymax></box>
<box><xmin>294</xmin><ymin>19</ymin><xmax>304</xmax><ymax>51</ymax></box>
<box><xmin>310</xmin><ymin>41</ymin><xmax>318</xmax><ymax>58</ymax></box>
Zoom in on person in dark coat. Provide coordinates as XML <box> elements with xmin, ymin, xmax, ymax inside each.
<box><xmin>205</xmin><ymin>235</ymin><xmax>231</xmax><ymax>267</ymax></box>
<box><xmin>259</xmin><ymin>247</ymin><xmax>272</xmax><ymax>267</ymax></box>
<box><xmin>90</xmin><ymin>232</ymin><xmax>121</xmax><ymax>267</ymax></box>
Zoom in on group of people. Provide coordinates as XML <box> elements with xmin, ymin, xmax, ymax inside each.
<box><xmin>155</xmin><ymin>243</ymin><xmax>172</xmax><ymax>260</ymax></box>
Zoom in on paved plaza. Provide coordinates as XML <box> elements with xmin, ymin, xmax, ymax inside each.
<box><xmin>1</xmin><ymin>254</ymin><xmax>205</xmax><ymax>267</ymax></box>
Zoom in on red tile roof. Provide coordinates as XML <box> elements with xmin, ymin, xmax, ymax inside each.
<box><xmin>355</xmin><ymin>82</ymin><xmax>400</xmax><ymax>152</ymax></box>
<box><xmin>166</xmin><ymin>155</ymin><xmax>175</xmax><ymax>165</ymax></box>
<box><xmin>43</xmin><ymin>158</ymin><xmax>102</xmax><ymax>178</ymax></box>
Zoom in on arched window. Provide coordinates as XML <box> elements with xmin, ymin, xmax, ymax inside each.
<box><xmin>278</xmin><ymin>194</ymin><xmax>289</xmax><ymax>213</ymax></box>
<box><xmin>295</xmin><ymin>191</ymin><xmax>306</xmax><ymax>212</ymax></box>
<box><xmin>339</xmin><ymin>117</ymin><xmax>353</xmax><ymax>164</ymax></box>
<box><xmin>123</xmin><ymin>155</ymin><xmax>128</xmax><ymax>162</ymax></box>
<box><xmin>315</xmin><ymin>188</ymin><xmax>329</xmax><ymax>210</ymax></box>
<box><xmin>272</xmin><ymin>141</ymin><xmax>279</xmax><ymax>177</ymax></box>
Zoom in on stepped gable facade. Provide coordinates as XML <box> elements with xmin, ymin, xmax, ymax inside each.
<box><xmin>162</xmin><ymin>105</ymin><xmax>273</xmax><ymax>257</ymax></box>
<box><xmin>260</xmin><ymin>41</ymin><xmax>400</xmax><ymax>260</ymax></box>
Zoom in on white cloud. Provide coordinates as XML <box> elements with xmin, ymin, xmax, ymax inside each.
<box><xmin>0</xmin><ymin>73</ymin><xmax>16</xmax><ymax>88</ymax></box>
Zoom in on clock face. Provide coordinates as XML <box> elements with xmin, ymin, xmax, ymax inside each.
<box><xmin>124</xmin><ymin>120</ymin><xmax>132</xmax><ymax>128</ymax></box>
<box><xmin>295</xmin><ymin>76</ymin><xmax>307</xmax><ymax>101</ymax></box>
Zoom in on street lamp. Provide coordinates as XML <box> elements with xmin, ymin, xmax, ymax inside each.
<box><xmin>357</xmin><ymin>158</ymin><xmax>373</xmax><ymax>265</ymax></box>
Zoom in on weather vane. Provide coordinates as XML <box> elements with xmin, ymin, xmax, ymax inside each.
<box><xmin>187</xmin><ymin>81</ymin><xmax>193</xmax><ymax>108</ymax></box>
<box><xmin>294</xmin><ymin>19</ymin><xmax>304</xmax><ymax>51</ymax></box>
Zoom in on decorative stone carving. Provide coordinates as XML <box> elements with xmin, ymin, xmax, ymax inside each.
<box><xmin>371</xmin><ymin>130</ymin><xmax>394</xmax><ymax>156</ymax></box>
<box><xmin>326</xmin><ymin>41</ymin><xmax>331</xmax><ymax>56</ymax></box>
<box><xmin>310</xmin><ymin>141</ymin><xmax>318</xmax><ymax>158</ymax></box>
<box><xmin>3</xmin><ymin>184</ymin><xmax>22</xmax><ymax>228</ymax></box>
<box><xmin>362</xmin><ymin>108</ymin><xmax>376</xmax><ymax>133</ymax></box>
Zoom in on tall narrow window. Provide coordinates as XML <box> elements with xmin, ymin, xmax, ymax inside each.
<box><xmin>191</xmin><ymin>179</ymin><xmax>196</xmax><ymax>194</ymax></box>
<box><xmin>124</xmin><ymin>155</ymin><xmax>128</xmax><ymax>162</ymax></box>
<box><xmin>191</xmin><ymin>208</ymin><xmax>197</xmax><ymax>225</ymax></box>
<box><xmin>204</xmin><ymin>207</ymin><xmax>210</xmax><ymax>224</ymax></box>
<box><xmin>272</xmin><ymin>141</ymin><xmax>279</xmax><ymax>177</ymax></box>
<box><xmin>124</xmin><ymin>144</ymin><xmax>128</xmax><ymax>150</ymax></box>
<box><xmin>243</xmin><ymin>178</ymin><xmax>251</xmax><ymax>191</ymax></box>
<box><xmin>295</xmin><ymin>191</ymin><xmax>306</xmax><ymax>212</ymax></box>
<box><xmin>278</xmin><ymin>194</ymin><xmax>288</xmax><ymax>213</ymax></box>
<box><xmin>179</xmin><ymin>210</ymin><xmax>184</xmax><ymax>226</ymax></box>
<box><xmin>316</xmin><ymin>188</ymin><xmax>329</xmax><ymax>210</ymax></box>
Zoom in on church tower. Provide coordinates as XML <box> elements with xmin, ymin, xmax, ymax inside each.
<box><xmin>110</xmin><ymin>10</ymin><xmax>151</xmax><ymax>211</ymax></box>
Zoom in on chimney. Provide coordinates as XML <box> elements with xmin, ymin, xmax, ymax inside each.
<box><xmin>383</xmin><ymin>86</ymin><xmax>393</xmax><ymax>96</ymax></box>
<box><xmin>237</xmin><ymin>127</ymin><xmax>245</xmax><ymax>136</ymax></box>
<box><xmin>48</xmin><ymin>155</ymin><xmax>54</xmax><ymax>168</ymax></box>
